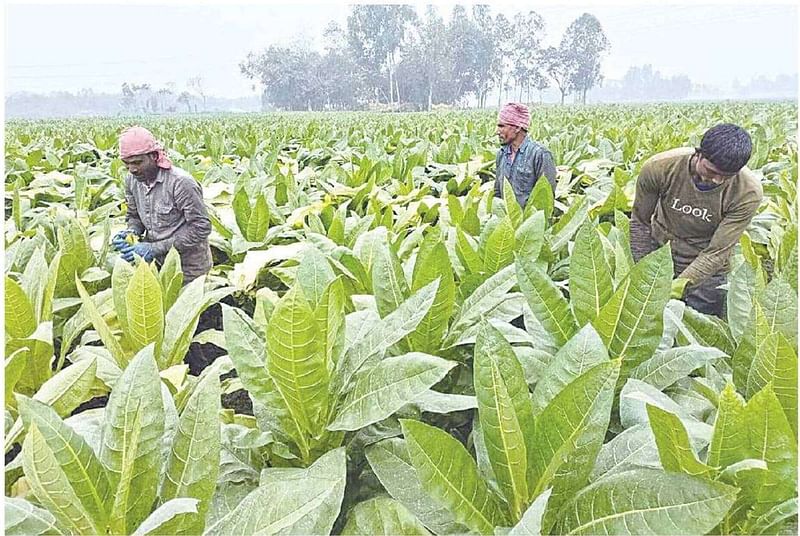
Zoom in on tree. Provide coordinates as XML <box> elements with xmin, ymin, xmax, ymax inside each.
<box><xmin>490</xmin><ymin>13</ymin><xmax>515</xmax><ymax>107</ymax></box>
<box><xmin>188</xmin><ymin>76</ymin><xmax>207</xmax><ymax>111</ymax></box>
<box><xmin>346</xmin><ymin>5</ymin><xmax>416</xmax><ymax>106</ymax></box>
<box><xmin>318</xmin><ymin>22</ymin><xmax>365</xmax><ymax>109</ymax></box>
<box><xmin>510</xmin><ymin>11</ymin><xmax>546</xmax><ymax>103</ymax></box>
<box><xmin>397</xmin><ymin>5</ymin><xmax>451</xmax><ymax>110</ymax></box>
<box><xmin>240</xmin><ymin>42</ymin><xmax>323</xmax><ymax>110</ymax></box>
<box><xmin>561</xmin><ymin>13</ymin><xmax>610</xmax><ymax>104</ymax></box>
<box><xmin>543</xmin><ymin>46</ymin><xmax>573</xmax><ymax>105</ymax></box>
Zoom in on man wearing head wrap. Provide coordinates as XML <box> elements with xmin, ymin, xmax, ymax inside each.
<box><xmin>111</xmin><ymin>126</ymin><xmax>212</xmax><ymax>283</ymax></box>
<box><xmin>630</xmin><ymin>123</ymin><xmax>763</xmax><ymax>317</ymax></box>
<box><xmin>494</xmin><ymin>102</ymin><xmax>556</xmax><ymax>208</ymax></box>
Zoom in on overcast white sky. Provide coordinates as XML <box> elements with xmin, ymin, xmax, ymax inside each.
<box><xmin>4</xmin><ymin>1</ymin><xmax>798</xmax><ymax>98</ymax></box>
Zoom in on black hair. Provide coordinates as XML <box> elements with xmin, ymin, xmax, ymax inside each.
<box><xmin>699</xmin><ymin>123</ymin><xmax>752</xmax><ymax>173</ymax></box>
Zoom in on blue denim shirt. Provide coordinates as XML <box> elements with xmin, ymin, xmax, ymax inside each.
<box><xmin>494</xmin><ymin>137</ymin><xmax>557</xmax><ymax>207</ymax></box>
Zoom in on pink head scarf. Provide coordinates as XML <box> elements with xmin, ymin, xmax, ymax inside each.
<box><xmin>498</xmin><ymin>103</ymin><xmax>530</xmax><ymax>130</ymax></box>
<box><xmin>119</xmin><ymin>126</ymin><xmax>172</xmax><ymax>169</ymax></box>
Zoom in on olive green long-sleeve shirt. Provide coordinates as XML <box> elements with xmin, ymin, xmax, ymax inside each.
<box><xmin>124</xmin><ymin>166</ymin><xmax>212</xmax><ymax>282</ymax></box>
<box><xmin>630</xmin><ymin>148</ymin><xmax>763</xmax><ymax>284</ymax></box>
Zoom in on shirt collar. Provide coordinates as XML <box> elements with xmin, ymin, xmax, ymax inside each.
<box><xmin>503</xmin><ymin>136</ymin><xmax>531</xmax><ymax>154</ymax></box>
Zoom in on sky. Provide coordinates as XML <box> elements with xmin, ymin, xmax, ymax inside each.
<box><xmin>4</xmin><ymin>1</ymin><xmax>798</xmax><ymax>98</ymax></box>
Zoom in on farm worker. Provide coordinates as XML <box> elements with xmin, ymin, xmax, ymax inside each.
<box><xmin>494</xmin><ymin>102</ymin><xmax>557</xmax><ymax>208</ymax></box>
<box><xmin>112</xmin><ymin>126</ymin><xmax>212</xmax><ymax>283</ymax></box>
<box><xmin>630</xmin><ymin>123</ymin><xmax>763</xmax><ymax>317</ymax></box>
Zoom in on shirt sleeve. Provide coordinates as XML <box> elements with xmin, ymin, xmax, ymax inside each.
<box><xmin>630</xmin><ymin>164</ymin><xmax>661</xmax><ymax>262</ymax></box>
<box><xmin>679</xmin><ymin>192</ymin><xmax>762</xmax><ymax>284</ymax></box>
<box><xmin>149</xmin><ymin>176</ymin><xmax>211</xmax><ymax>256</ymax></box>
<box><xmin>123</xmin><ymin>176</ymin><xmax>146</xmax><ymax>235</ymax></box>
<box><xmin>494</xmin><ymin>151</ymin><xmax>503</xmax><ymax>198</ymax></box>
<box><xmin>534</xmin><ymin>149</ymin><xmax>557</xmax><ymax>193</ymax></box>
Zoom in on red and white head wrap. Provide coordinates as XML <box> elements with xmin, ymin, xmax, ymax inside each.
<box><xmin>119</xmin><ymin>126</ymin><xmax>172</xmax><ymax>169</ymax></box>
<box><xmin>498</xmin><ymin>103</ymin><xmax>530</xmax><ymax>130</ymax></box>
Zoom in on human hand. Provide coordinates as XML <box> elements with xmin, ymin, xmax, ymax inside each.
<box><xmin>120</xmin><ymin>242</ymin><xmax>154</xmax><ymax>263</ymax></box>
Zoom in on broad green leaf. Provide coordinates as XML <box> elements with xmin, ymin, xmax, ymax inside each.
<box><xmin>111</xmin><ymin>257</ymin><xmax>136</xmax><ymax>338</ymax></box>
<box><xmin>680</xmin><ymin>307</ymin><xmax>736</xmax><ymax>357</ymax></box>
<box><xmin>160</xmin><ymin>370</ymin><xmax>221</xmax><ymax>534</ymax></box>
<box><xmin>549</xmin><ymin>195</ymin><xmax>588</xmax><ymax>251</ymax></box>
<box><xmin>726</xmin><ymin>260</ymin><xmax>761</xmax><ymax>343</ymax></box>
<box><xmin>745</xmin><ymin>332</ymin><xmax>798</xmax><ymax>432</ymax></box>
<box><xmin>342</xmin><ymin>496</ymin><xmax>431</xmax><ymax>535</ymax></box>
<box><xmin>329</xmin><ymin>353</ymin><xmax>455</xmax><ymax>431</ymax></box>
<box><xmin>339</xmin><ymin>280</ymin><xmax>438</xmax><ymax>392</ymax></box>
<box><xmin>297</xmin><ymin>246</ymin><xmax>337</xmax><ymax>309</ymax></box>
<box><xmin>4</xmin><ymin>497</ymin><xmax>60</xmax><ymax>536</ymax></box>
<box><xmin>353</xmin><ymin>226</ymin><xmax>389</xmax><ymax>280</ymax></box>
<box><xmin>741</xmin><ymin>385</ymin><xmax>797</xmax><ymax>498</ymax></box>
<box><xmin>514</xmin><ymin>211</ymin><xmax>546</xmax><ymax>261</ymax></box>
<box><xmin>55</xmin><ymin>220</ymin><xmax>93</xmax><ymax>296</ymax></box>
<box><xmin>22</xmin><ymin>424</ymin><xmax>100</xmax><ymax>535</ymax></box>
<box><xmin>473</xmin><ymin>322</ymin><xmax>536</xmax><ymax>520</ymax></box>
<box><xmin>160</xmin><ymin>277</ymin><xmax>232</xmax><ymax>368</ymax></box>
<box><xmin>716</xmin><ymin>459</ymin><xmax>770</xmax><ymax>532</ymax></box>
<box><xmin>482</xmin><ymin>216</ymin><xmax>516</xmax><ymax>274</ymax></box>
<box><xmin>530</xmin><ymin>360</ymin><xmax>620</xmax><ymax>525</ymax></box>
<box><xmin>444</xmin><ymin>264</ymin><xmax>516</xmax><ymax>347</ymax></box>
<box><xmin>410</xmin><ymin>234</ymin><xmax>456</xmax><ymax>354</ymax></box>
<box><xmin>232</xmin><ymin>186</ymin><xmax>251</xmax><ymax>237</ymax></box>
<box><xmin>40</xmin><ymin>251</ymin><xmax>62</xmax><ymax>324</ymax></box>
<box><xmin>553</xmin><ymin>469</ymin><xmax>737</xmax><ymax>535</ymax></box>
<box><xmin>757</xmin><ymin>276</ymin><xmax>798</xmax><ymax>346</ymax></box>
<box><xmin>6</xmin><ymin>275</ymin><xmax>36</xmax><ymax>339</ymax></box>
<box><xmin>315</xmin><ymin>277</ymin><xmax>346</xmax><ymax>370</ymax></box>
<box><xmin>222</xmin><ymin>305</ymin><xmax>308</xmax><ymax>457</ymax></box>
<box><xmin>21</xmin><ymin>246</ymin><xmax>48</xmax><ymax>323</ymax></box>
<box><xmin>99</xmin><ymin>345</ymin><xmax>165</xmax><ymax>534</ymax></box>
<box><xmin>631</xmin><ymin>345</ymin><xmax>726</xmax><ymax>391</ymax></box>
<box><xmin>531</xmin><ymin>324</ymin><xmax>609</xmax><ymax>414</ymax></box>
<box><xmin>125</xmin><ymin>260</ymin><xmax>164</xmax><ymax>356</ymax></box>
<box><xmin>18</xmin><ymin>396</ymin><xmax>111</xmax><ymax>528</ymax></box>
<box><xmin>365</xmin><ymin>438</ymin><xmax>465</xmax><ymax>535</ymax></box>
<box><xmin>5</xmin><ymin>349</ymin><xmax>27</xmax><ymax>408</ymax></box>
<box><xmin>412</xmin><ymin>390</ymin><xmax>477</xmax><ymax>414</ymax></box>
<box><xmin>245</xmin><ymin>193</ymin><xmax>270</xmax><ymax>242</ymax></box>
<box><xmin>267</xmin><ymin>285</ymin><xmax>328</xmax><ymax>437</ymax></box>
<box><xmin>527</xmin><ymin>176</ymin><xmax>553</xmax><ymax>221</ymax></box>
<box><xmin>590</xmin><ymin>424</ymin><xmax>665</xmax><ymax>481</ymax></box>
<box><xmin>205</xmin><ymin>448</ymin><xmax>346</xmax><ymax>535</ymax></box>
<box><xmin>646</xmin><ymin>404</ymin><xmax>712</xmax><ymax>476</ymax></box>
<box><xmin>708</xmin><ymin>383</ymin><xmax>747</xmax><ymax>469</ymax></box>
<box><xmin>75</xmin><ymin>276</ymin><xmax>128</xmax><ymax>368</ymax></box>
<box><xmin>570</xmin><ymin>222</ymin><xmax>614</xmax><ymax>325</ymax></box>
<box><xmin>455</xmin><ymin>227</ymin><xmax>484</xmax><ymax>274</ymax></box>
<box><xmin>372</xmin><ymin>237</ymin><xmax>411</xmax><ymax>317</ymax></box>
<box><xmin>59</xmin><ymin>287</ymin><xmax>114</xmax><ymax>366</ymax></box>
<box><xmin>733</xmin><ymin>303</ymin><xmax>771</xmax><ymax>391</ymax></box>
<box><xmin>508</xmin><ymin>488</ymin><xmax>552</xmax><ymax>536</ymax></box>
<box><xmin>516</xmin><ymin>255</ymin><xmax>578</xmax><ymax>347</ymax></box>
<box><xmin>400</xmin><ymin>419</ymin><xmax>509</xmax><ymax>534</ymax></box>
<box><xmin>591</xmin><ymin>245</ymin><xmax>671</xmax><ymax>375</ymax></box>
<box><xmin>159</xmin><ymin>248</ymin><xmax>183</xmax><ymax>313</ymax></box>
<box><xmin>131</xmin><ymin>498</ymin><xmax>199</xmax><ymax>536</ymax></box>
<box><xmin>503</xmin><ymin>179</ymin><xmax>523</xmax><ymax>229</ymax></box>
<box><xmin>747</xmin><ymin>497</ymin><xmax>798</xmax><ymax>535</ymax></box>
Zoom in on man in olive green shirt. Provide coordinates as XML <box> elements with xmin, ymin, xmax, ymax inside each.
<box><xmin>630</xmin><ymin>124</ymin><xmax>763</xmax><ymax>317</ymax></box>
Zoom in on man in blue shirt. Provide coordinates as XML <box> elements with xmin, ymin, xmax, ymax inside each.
<box><xmin>494</xmin><ymin>102</ymin><xmax>557</xmax><ymax>208</ymax></box>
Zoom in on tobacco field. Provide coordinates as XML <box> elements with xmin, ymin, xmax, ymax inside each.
<box><xmin>4</xmin><ymin>102</ymin><xmax>798</xmax><ymax>535</ymax></box>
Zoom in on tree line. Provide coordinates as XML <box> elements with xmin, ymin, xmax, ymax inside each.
<box><xmin>240</xmin><ymin>5</ymin><xmax>610</xmax><ymax>111</ymax></box>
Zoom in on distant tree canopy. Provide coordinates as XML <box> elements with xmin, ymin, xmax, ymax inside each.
<box><xmin>239</xmin><ymin>5</ymin><xmax>611</xmax><ymax>111</ymax></box>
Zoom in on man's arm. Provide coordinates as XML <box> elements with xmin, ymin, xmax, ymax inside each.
<box><xmin>149</xmin><ymin>177</ymin><xmax>211</xmax><ymax>256</ymax></box>
<box><xmin>679</xmin><ymin>194</ymin><xmax>761</xmax><ymax>285</ymax></box>
<box><xmin>630</xmin><ymin>165</ymin><xmax>661</xmax><ymax>263</ymax></box>
<box><xmin>533</xmin><ymin>149</ymin><xmax>557</xmax><ymax>193</ymax></box>
<box><xmin>494</xmin><ymin>151</ymin><xmax>503</xmax><ymax>198</ymax></box>
<box><xmin>124</xmin><ymin>176</ymin><xmax>146</xmax><ymax>235</ymax></box>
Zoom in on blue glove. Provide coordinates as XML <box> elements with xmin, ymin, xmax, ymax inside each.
<box><xmin>120</xmin><ymin>242</ymin><xmax>155</xmax><ymax>263</ymax></box>
<box><xmin>112</xmin><ymin>229</ymin><xmax>137</xmax><ymax>252</ymax></box>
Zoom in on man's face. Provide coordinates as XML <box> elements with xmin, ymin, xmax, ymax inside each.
<box><xmin>696</xmin><ymin>154</ymin><xmax>737</xmax><ymax>185</ymax></box>
<box><xmin>496</xmin><ymin>122</ymin><xmax>521</xmax><ymax>145</ymax></box>
<box><xmin>122</xmin><ymin>152</ymin><xmax>159</xmax><ymax>182</ymax></box>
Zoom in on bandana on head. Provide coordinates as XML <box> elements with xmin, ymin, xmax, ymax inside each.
<box><xmin>119</xmin><ymin>126</ymin><xmax>172</xmax><ymax>169</ymax></box>
<box><xmin>498</xmin><ymin>103</ymin><xmax>530</xmax><ymax>130</ymax></box>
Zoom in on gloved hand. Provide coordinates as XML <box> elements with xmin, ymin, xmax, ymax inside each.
<box><xmin>120</xmin><ymin>242</ymin><xmax>155</xmax><ymax>263</ymax></box>
<box><xmin>112</xmin><ymin>229</ymin><xmax>137</xmax><ymax>251</ymax></box>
